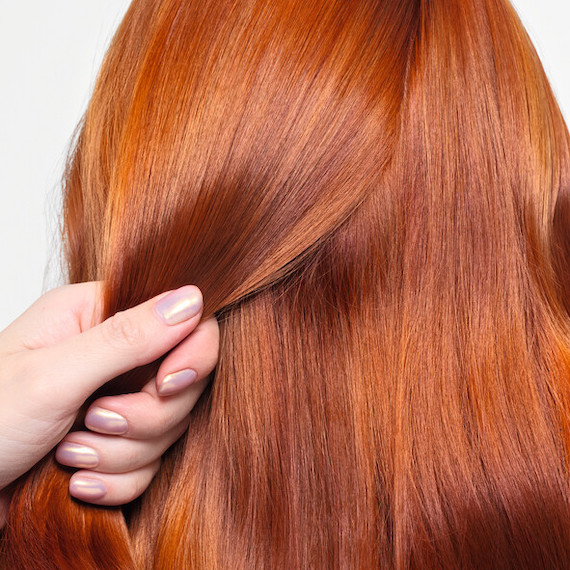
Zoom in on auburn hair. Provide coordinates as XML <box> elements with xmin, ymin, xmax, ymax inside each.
<box><xmin>3</xmin><ymin>0</ymin><xmax>570</xmax><ymax>567</ymax></box>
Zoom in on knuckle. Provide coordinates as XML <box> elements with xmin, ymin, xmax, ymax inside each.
<box><xmin>104</xmin><ymin>311</ymin><xmax>147</xmax><ymax>350</ymax></box>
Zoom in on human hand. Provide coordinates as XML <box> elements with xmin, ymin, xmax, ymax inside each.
<box><xmin>0</xmin><ymin>282</ymin><xmax>219</xmax><ymax>526</ymax></box>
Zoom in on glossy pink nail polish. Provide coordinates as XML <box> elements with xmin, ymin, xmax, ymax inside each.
<box><xmin>70</xmin><ymin>477</ymin><xmax>107</xmax><ymax>501</ymax></box>
<box><xmin>157</xmin><ymin>368</ymin><xmax>198</xmax><ymax>396</ymax></box>
<box><xmin>154</xmin><ymin>286</ymin><xmax>203</xmax><ymax>325</ymax></box>
<box><xmin>85</xmin><ymin>407</ymin><xmax>128</xmax><ymax>435</ymax></box>
<box><xmin>56</xmin><ymin>442</ymin><xmax>99</xmax><ymax>469</ymax></box>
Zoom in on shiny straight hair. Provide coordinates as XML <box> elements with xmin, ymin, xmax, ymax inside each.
<box><xmin>3</xmin><ymin>0</ymin><xmax>570</xmax><ymax>567</ymax></box>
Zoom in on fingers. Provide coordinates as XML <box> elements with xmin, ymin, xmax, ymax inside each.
<box><xmin>78</xmin><ymin>316</ymin><xmax>219</xmax><ymax>438</ymax></box>
<box><xmin>68</xmin><ymin>460</ymin><xmax>161</xmax><ymax>506</ymax></box>
<box><xmin>55</xmin><ymin>313</ymin><xmax>219</xmax><ymax>504</ymax></box>
<box><xmin>156</xmin><ymin>316</ymin><xmax>219</xmax><ymax>395</ymax></box>
<box><xmin>83</xmin><ymin>377</ymin><xmax>209</xmax><ymax>439</ymax></box>
<box><xmin>56</xmin><ymin>421</ymin><xmax>187</xmax><ymax>474</ymax></box>
<box><xmin>0</xmin><ymin>283</ymin><xmax>218</xmax><ymax>508</ymax></box>
<box><xmin>54</xmin><ymin>371</ymin><xmax>209</xmax><ymax>505</ymax></box>
<box><xmin>28</xmin><ymin>285</ymin><xmax>204</xmax><ymax>408</ymax></box>
<box><xmin>56</xmin><ymin>373</ymin><xmax>207</xmax><ymax>505</ymax></box>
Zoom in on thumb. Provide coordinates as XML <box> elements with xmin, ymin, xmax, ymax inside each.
<box><xmin>26</xmin><ymin>285</ymin><xmax>204</xmax><ymax>408</ymax></box>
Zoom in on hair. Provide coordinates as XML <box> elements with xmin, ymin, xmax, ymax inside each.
<box><xmin>2</xmin><ymin>0</ymin><xmax>570</xmax><ymax>567</ymax></box>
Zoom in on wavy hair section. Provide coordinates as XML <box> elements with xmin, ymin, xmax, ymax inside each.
<box><xmin>3</xmin><ymin>0</ymin><xmax>570</xmax><ymax>568</ymax></box>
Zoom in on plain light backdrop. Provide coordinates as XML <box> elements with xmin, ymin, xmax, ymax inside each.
<box><xmin>1</xmin><ymin>0</ymin><xmax>569</xmax><ymax>330</ymax></box>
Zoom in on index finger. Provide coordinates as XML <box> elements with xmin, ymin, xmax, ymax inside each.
<box><xmin>23</xmin><ymin>285</ymin><xmax>204</xmax><ymax>409</ymax></box>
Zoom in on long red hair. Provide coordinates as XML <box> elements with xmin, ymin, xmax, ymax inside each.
<box><xmin>3</xmin><ymin>0</ymin><xmax>570</xmax><ymax>567</ymax></box>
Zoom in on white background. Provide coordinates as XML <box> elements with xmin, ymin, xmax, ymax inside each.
<box><xmin>1</xmin><ymin>0</ymin><xmax>569</xmax><ymax>330</ymax></box>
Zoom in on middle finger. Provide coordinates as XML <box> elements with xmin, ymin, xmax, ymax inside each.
<box><xmin>55</xmin><ymin>419</ymin><xmax>189</xmax><ymax>474</ymax></box>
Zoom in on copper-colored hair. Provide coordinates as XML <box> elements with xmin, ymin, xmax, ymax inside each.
<box><xmin>3</xmin><ymin>0</ymin><xmax>570</xmax><ymax>567</ymax></box>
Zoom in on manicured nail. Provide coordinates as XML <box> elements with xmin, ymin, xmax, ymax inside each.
<box><xmin>56</xmin><ymin>442</ymin><xmax>99</xmax><ymax>469</ymax></box>
<box><xmin>157</xmin><ymin>368</ymin><xmax>198</xmax><ymax>396</ymax></box>
<box><xmin>155</xmin><ymin>286</ymin><xmax>203</xmax><ymax>325</ymax></box>
<box><xmin>70</xmin><ymin>477</ymin><xmax>107</xmax><ymax>501</ymax></box>
<box><xmin>85</xmin><ymin>407</ymin><xmax>128</xmax><ymax>435</ymax></box>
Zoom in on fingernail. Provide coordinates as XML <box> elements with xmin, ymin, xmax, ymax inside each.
<box><xmin>157</xmin><ymin>368</ymin><xmax>198</xmax><ymax>396</ymax></box>
<box><xmin>155</xmin><ymin>286</ymin><xmax>203</xmax><ymax>325</ymax></box>
<box><xmin>85</xmin><ymin>407</ymin><xmax>128</xmax><ymax>435</ymax></box>
<box><xmin>56</xmin><ymin>442</ymin><xmax>99</xmax><ymax>469</ymax></box>
<box><xmin>70</xmin><ymin>477</ymin><xmax>107</xmax><ymax>501</ymax></box>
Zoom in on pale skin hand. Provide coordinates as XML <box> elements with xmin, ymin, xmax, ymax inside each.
<box><xmin>0</xmin><ymin>282</ymin><xmax>219</xmax><ymax>528</ymax></box>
